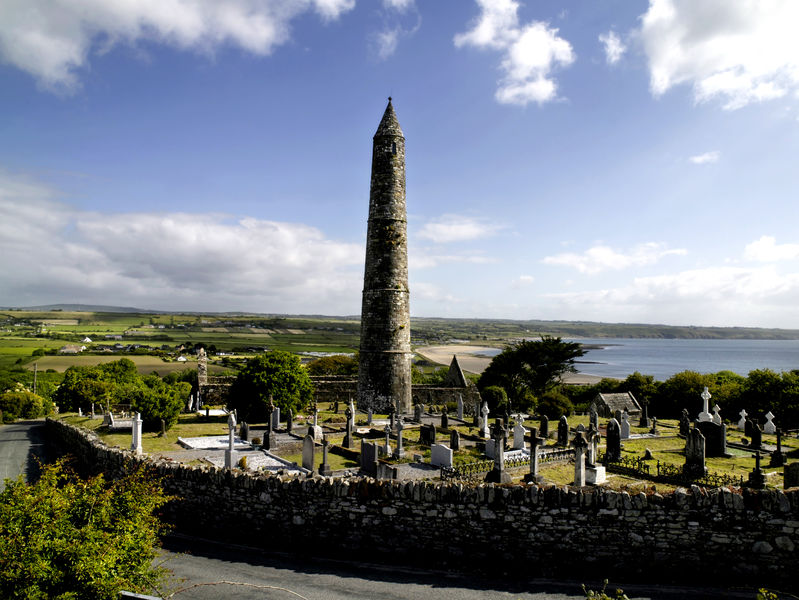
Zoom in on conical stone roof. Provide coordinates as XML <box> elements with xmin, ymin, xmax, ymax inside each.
<box><xmin>374</xmin><ymin>97</ymin><xmax>404</xmax><ymax>138</ymax></box>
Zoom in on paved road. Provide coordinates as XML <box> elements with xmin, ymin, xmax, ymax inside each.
<box><xmin>0</xmin><ymin>419</ymin><xmax>50</xmax><ymax>491</ymax></box>
<box><xmin>158</xmin><ymin>535</ymin><xmax>757</xmax><ymax>600</ymax></box>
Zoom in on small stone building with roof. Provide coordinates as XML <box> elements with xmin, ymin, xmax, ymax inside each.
<box><xmin>590</xmin><ymin>391</ymin><xmax>641</xmax><ymax>418</ymax></box>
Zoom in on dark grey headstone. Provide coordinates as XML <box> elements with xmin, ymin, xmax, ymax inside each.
<box><xmin>557</xmin><ymin>416</ymin><xmax>569</xmax><ymax>447</ymax></box>
<box><xmin>302</xmin><ymin>435</ymin><xmax>315</xmax><ymax>471</ymax></box>
<box><xmin>419</xmin><ymin>423</ymin><xmax>437</xmax><ymax>446</ymax></box>
<box><xmin>784</xmin><ymin>462</ymin><xmax>799</xmax><ymax>489</ymax></box>
<box><xmin>441</xmin><ymin>408</ymin><xmax>449</xmax><ymax>430</ymax></box>
<box><xmin>748</xmin><ymin>419</ymin><xmax>762</xmax><ymax>450</ymax></box>
<box><xmin>695</xmin><ymin>420</ymin><xmax>727</xmax><ymax>457</ymax></box>
<box><xmin>605</xmin><ymin>418</ymin><xmax>621</xmax><ymax>463</ymax></box>
<box><xmin>540</xmin><ymin>415</ymin><xmax>549</xmax><ymax>438</ymax></box>
<box><xmin>679</xmin><ymin>409</ymin><xmax>690</xmax><ymax>436</ymax></box>
<box><xmin>683</xmin><ymin>427</ymin><xmax>707</xmax><ymax>478</ymax></box>
<box><xmin>360</xmin><ymin>440</ymin><xmax>379</xmax><ymax>477</ymax></box>
<box><xmin>240</xmin><ymin>421</ymin><xmax>249</xmax><ymax>441</ymax></box>
<box><xmin>450</xmin><ymin>429</ymin><xmax>460</xmax><ymax>451</ymax></box>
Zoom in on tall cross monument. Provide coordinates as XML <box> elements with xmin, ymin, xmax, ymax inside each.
<box><xmin>357</xmin><ymin>98</ymin><xmax>412</xmax><ymax>414</ymax></box>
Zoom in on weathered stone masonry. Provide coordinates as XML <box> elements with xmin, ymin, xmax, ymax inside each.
<box><xmin>48</xmin><ymin>418</ymin><xmax>799</xmax><ymax>586</ymax></box>
<box><xmin>358</xmin><ymin>99</ymin><xmax>412</xmax><ymax>415</ymax></box>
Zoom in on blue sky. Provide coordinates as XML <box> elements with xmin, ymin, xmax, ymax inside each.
<box><xmin>2</xmin><ymin>0</ymin><xmax>799</xmax><ymax>328</ymax></box>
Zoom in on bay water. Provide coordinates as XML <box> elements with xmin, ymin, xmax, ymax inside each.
<box><xmin>476</xmin><ymin>338</ymin><xmax>799</xmax><ymax>381</ymax></box>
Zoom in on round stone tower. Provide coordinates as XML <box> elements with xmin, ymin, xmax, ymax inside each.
<box><xmin>357</xmin><ymin>98</ymin><xmax>412</xmax><ymax>414</ymax></box>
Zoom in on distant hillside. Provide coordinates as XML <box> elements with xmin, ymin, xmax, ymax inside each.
<box><xmin>4</xmin><ymin>305</ymin><xmax>799</xmax><ymax>339</ymax></box>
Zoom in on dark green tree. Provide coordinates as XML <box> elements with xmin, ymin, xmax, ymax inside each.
<box><xmin>536</xmin><ymin>387</ymin><xmax>574</xmax><ymax>419</ymax></box>
<box><xmin>306</xmin><ymin>354</ymin><xmax>358</xmax><ymax>377</ymax></box>
<box><xmin>229</xmin><ymin>351</ymin><xmax>314</xmax><ymax>422</ymax></box>
<box><xmin>0</xmin><ymin>460</ymin><xmax>171</xmax><ymax>599</ymax></box>
<box><xmin>654</xmin><ymin>370</ymin><xmax>711</xmax><ymax>418</ymax></box>
<box><xmin>478</xmin><ymin>336</ymin><xmax>585</xmax><ymax>411</ymax></box>
<box><xmin>480</xmin><ymin>385</ymin><xmax>509</xmax><ymax>412</ymax></box>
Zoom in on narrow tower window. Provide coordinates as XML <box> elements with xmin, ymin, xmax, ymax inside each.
<box><xmin>391</xmin><ymin>142</ymin><xmax>397</xmax><ymax>155</ymax></box>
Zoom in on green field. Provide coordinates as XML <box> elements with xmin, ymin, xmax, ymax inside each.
<box><xmin>25</xmin><ymin>355</ymin><xmax>229</xmax><ymax>376</ymax></box>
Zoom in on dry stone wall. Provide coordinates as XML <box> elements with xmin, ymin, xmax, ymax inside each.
<box><xmin>47</xmin><ymin>418</ymin><xmax>799</xmax><ymax>586</ymax></box>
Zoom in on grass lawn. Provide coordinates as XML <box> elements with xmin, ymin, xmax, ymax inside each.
<box><xmin>281</xmin><ymin>451</ymin><xmax>358</xmax><ymax>471</ymax></box>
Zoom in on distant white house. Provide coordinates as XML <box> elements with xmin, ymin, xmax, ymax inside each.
<box><xmin>59</xmin><ymin>344</ymin><xmax>86</xmax><ymax>354</ymax></box>
<box><xmin>82</xmin><ymin>337</ymin><xmax>92</xmax><ymax>343</ymax></box>
<box><xmin>176</xmin><ymin>356</ymin><xmax>188</xmax><ymax>362</ymax></box>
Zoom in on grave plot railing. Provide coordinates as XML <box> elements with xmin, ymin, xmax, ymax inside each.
<box><xmin>599</xmin><ymin>453</ymin><xmax>744</xmax><ymax>488</ymax></box>
<box><xmin>539</xmin><ymin>448</ymin><xmax>575</xmax><ymax>464</ymax></box>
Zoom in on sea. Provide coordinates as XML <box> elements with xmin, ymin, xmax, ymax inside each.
<box><xmin>473</xmin><ymin>338</ymin><xmax>799</xmax><ymax>381</ymax></box>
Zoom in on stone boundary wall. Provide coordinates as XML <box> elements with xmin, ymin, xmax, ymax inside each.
<box><xmin>46</xmin><ymin>418</ymin><xmax>799</xmax><ymax>587</ymax></box>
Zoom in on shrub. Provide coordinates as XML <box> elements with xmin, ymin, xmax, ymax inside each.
<box><xmin>537</xmin><ymin>388</ymin><xmax>574</xmax><ymax>419</ymax></box>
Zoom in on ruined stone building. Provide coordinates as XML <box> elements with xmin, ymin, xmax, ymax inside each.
<box><xmin>357</xmin><ymin>98</ymin><xmax>412</xmax><ymax>414</ymax></box>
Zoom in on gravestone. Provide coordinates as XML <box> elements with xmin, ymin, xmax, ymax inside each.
<box><xmin>431</xmin><ymin>443</ymin><xmax>453</xmax><ymax>468</ymax></box>
<box><xmin>557</xmin><ymin>416</ymin><xmax>569</xmax><ymax>447</ymax></box>
<box><xmin>712</xmin><ymin>404</ymin><xmax>722</xmax><ymax>426</ymax></box>
<box><xmin>450</xmin><ymin>429</ymin><xmax>461</xmax><ymax>451</ymax></box>
<box><xmin>620</xmin><ymin>411</ymin><xmax>630</xmax><ymax>440</ymax></box>
<box><xmin>78</xmin><ymin>408</ymin><xmax>83</xmax><ymax>417</ymax></box>
<box><xmin>572</xmin><ymin>430</ymin><xmax>588</xmax><ymax>487</ymax></box>
<box><xmin>457</xmin><ymin>394</ymin><xmax>464</xmax><ymax>420</ymax></box>
<box><xmin>286</xmin><ymin>409</ymin><xmax>293</xmax><ymax>433</ymax></box>
<box><xmin>695</xmin><ymin>420</ymin><xmax>727</xmax><ymax>457</ymax></box>
<box><xmin>540</xmin><ymin>415</ymin><xmax>549</xmax><ymax>439</ymax></box>
<box><xmin>131</xmin><ymin>412</ymin><xmax>143</xmax><ymax>456</ymax></box>
<box><xmin>698</xmin><ymin>386</ymin><xmax>713</xmax><ymax>422</ymax></box>
<box><xmin>524</xmin><ymin>427</ymin><xmax>545</xmax><ymax>484</ymax></box>
<box><xmin>650</xmin><ymin>417</ymin><xmax>658</xmax><ymax>435</ymax></box>
<box><xmin>393</xmin><ymin>419</ymin><xmax>405</xmax><ymax>459</ymax></box>
<box><xmin>344</xmin><ymin>408</ymin><xmax>354</xmax><ymax>448</ymax></box>
<box><xmin>441</xmin><ymin>408</ymin><xmax>449</xmax><ymax>430</ymax></box>
<box><xmin>240</xmin><ymin>421</ymin><xmax>249</xmax><ymax>442</ymax></box>
<box><xmin>91</xmin><ymin>403</ymin><xmax>95</xmax><ymax>419</ymax></box>
<box><xmin>389</xmin><ymin>409</ymin><xmax>396</xmax><ymax>429</ymax></box>
<box><xmin>784</xmin><ymin>462</ymin><xmax>799</xmax><ymax>489</ymax></box>
<box><xmin>738</xmin><ymin>409</ymin><xmax>748</xmax><ymax>431</ymax></box>
<box><xmin>590</xmin><ymin>404</ymin><xmax>599</xmax><ymax>430</ymax></box>
<box><xmin>318</xmin><ymin>438</ymin><xmax>333</xmax><ymax>476</ymax></box>
<box><xmin>159</xmin><ymin>419</ymin><xmax>166</xmax><ymax>437</ymax></box>
<box><xmin>473</xmin><ymin>400</ymin><xmax>480</xmax><ymax>426</ymax></box>
<box><xmin>414</xmin><ymin>404</ymin><xmax>424</xmax><ymax>423</ymax></box>
<box><xmin>419</xmin><ymin>423</ymin><xmax>437</xmax><ymax>446</ymax></box>
<box><xmin>770</xmin><ymin>428</ymin><xmax>786</xmax><ymax>467</ymax></box>
<box><xmin>484</xmin><ymin>422</ymin><xmax>511</xmax><ymax>483</ymax></box>
<box><xmin>309</xmin><ymin>406</ymin><xmax>323</xmax><ymax>441</ymax></box>
<box><xmin>513</xmin><ymin>420</ymin><xmax>528</xmax><ymax>450</ymax></box>
<box><xmin>748</xmin><ymin>419</ymin><xmax>763</xmax><ymax>450</ymax></box>
<box><xmin>585</xmin><ymin>425</ymin><xmax>606</xmax><ymax>485</ymax></box>
<box><xmin>360</xmin><ymin>440</ymin><xmax>379</xmax><ymax>477</ymax></box>
<box><xmin>748</xmin><ymin>451</ymin><xmax>766</xmax><ymax>489</ymax></box>
<box><xmin>224</xmin><ymin>412</ymin><xmax>237</xmax><ymax>469</ymax></box>
<box><xmin>638</xmin><ymin>402</ymin><xmax>650</xmax><ymax>428</ymax></box>
<box><xmin>383</xmin><ymin>424</ymin><xmax>392</xmax><ymax>456</ymax></box>
<box><xmin>683</xmin><ymin>427</ymin><xmax>707</xmax><ymax>478</ymax></box>
<box><xmin>348</xmin><ymin>401</ymin><xmax>356</xmax><ymax>431</ymax></box>
<box><xmin>302</xmin><ymin>434</ymin><xmax>315</xmax><ymax>471</ymax></box>
<box><xmin>367</xmin><ymin>407</ymin><xmax>373</xmax><ymax>426</ymax></box>
<box><xmin>604</xmin><ymin>418</ymin><xmax>621</xmax><ymax>463</ymax></box>
<box><xmin>764</xmin><ymin>411</ymin><xmax>777</xmax><ymax>434</ymax></box>
<box><xmin>480</xmin><ymin>402</ymin><xmax>490</xmax><ymax>439</ymax></box>
<box><xmin>271</xmin><ymin>407</ymin><xmax>281</xmax><ymax>430</ymax></box>
<box><xmin>263</xmin><ymin>414</ymin><xmax>276</xmax><ymax>450</ymax></box>
<box><xmin>485</xmin><ymin>438</ymin><xmax>497</xmax><ymax>460</ymax></box>
<box><xmin>614</xmin><ymin>409</ymin><xmax>623</xmax><ymax>424</ymax></box>
<box><xmin>333</xmin><ymin>401</ymin><xmax>339</xmax><ymax>414</ymax></box>
<box><xmin>679</xmin><ymin>409</ymin><xmax>690</xmax><ymax>437</ymax></box>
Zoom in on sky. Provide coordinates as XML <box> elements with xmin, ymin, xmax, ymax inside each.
<box><xmin>1</xmin><ymin>0</ymin><xmax>799</xmax><ymax>329</ymax></box>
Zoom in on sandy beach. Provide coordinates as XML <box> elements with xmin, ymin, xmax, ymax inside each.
<box><xmin>415</xmin><ymin>344</ymin><xmax>606</xmax><ymax>384</ymax></box>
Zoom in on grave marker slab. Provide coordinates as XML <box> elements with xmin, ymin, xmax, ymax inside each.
<box><xmin>764</xmin><ymin>411</ymin><xmax>777</xmax><ymax>434</ymax></box>
<box><xmin>431</xmin><ymin>443</ymin><xmax>453</xmax><ymax>468</ymax></box>
<box><xmin>302</xmin><ymin>434</ymin><xmax>315</xmax><ymax>471</ymax></box>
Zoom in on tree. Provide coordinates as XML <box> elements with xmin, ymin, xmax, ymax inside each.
<box><xmin>478</xmin><ymin>336</ymin><xmax>585</xmax><ymax>411</ymax></box>
<box><xmin>0</xmin><ymin>460</ymin><xmax>171</xmax><ymax>599</ymax></box>
<box><xmin>536</xmin><ymin>388</ymin><xmax>574</xmax><ymax>419</ymax></box>
<box><xmin>229</xmin><ymin>351</ymin><xmax>314</xmax><ymax>422</ymax></box>
<box><xmin>654</xmin><ymin>370</ymin><xmax>711</xmax><ymax>418</ymax></box>
<box><xmin>480</xmin><ymin>385</ymin><xmax>509</xmax><ymax>412</ymax></box>
<box><xmin>306</xmin><ymin>354</ymin><xmax>358</xmax><ymax>377</ymax></box>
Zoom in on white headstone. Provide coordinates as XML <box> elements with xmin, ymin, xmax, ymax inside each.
<box><xmin>480</xmin><ymin>402</ymin><xmax>490</xmax><ymax>439</ymax></box>
<box><xmin>513</xmin><ymin>421</ymin><xmax>528</xmax><ymax>450</ymax></box>
<box><xmin>712</xmin><ymin>404</ymin><xmax>722</xmax><ymax>426</ymax></box>
<box><xmin>131</xmin><ymin>412</ymin><xmax>143</xmax><ymax>456</ymax></box>
<box><xmin>738</xmin><ymin>409</ymin><xmax>748</xmax><ymax>431</ymax></box>
<box><xmin>698</xmin><ymin>387</ymin><xmax>713</xmax><ymax>422</ymax></box>
<box><xmin>764</xmin><ymin>411</ymin><xmax>776</xmax><ymax>434</ymax></box>
<box><xmin>620</xmin><ymin>411</ymin><xmax>630</xmax><ymax>440</ymax></box>
<box><xmin>431</xmin><ymin>443</ymin><xmax>453</xmax><ymax>468</ymax></box>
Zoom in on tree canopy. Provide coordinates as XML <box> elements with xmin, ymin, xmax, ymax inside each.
<box><xmin>228</xmin><ymin>351</ymin><xmax>314</xmax><ymax>422</ymax></box>
<box><xmin>306</xmin><ymin>354</ymin><xmax>358</xmax><ymax>377</ymax></box>
<box><xmin>478</xmin><ymin>336</ymin><xmax>585</xmax><ymax>411</ymax></box>
<box><xmin>0</xmin><ymin>460</ymin><xmax>171</xmax><ymax>599</ymax></box>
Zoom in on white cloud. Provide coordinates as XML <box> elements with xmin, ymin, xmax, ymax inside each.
<box><xmin>639</xmin><ymin>0</ymin><xmax>799</xmax><ymax>110</ymax></box>
<box><xmin>454</xmin><ymin>0</ymin><xmax>575</xmax><ymax>106</ymax></box>
<box><xmin>689</xmin><ymin>151</ymin><xmax>720</xmax><ymax>164</ymax></box>
<box><xmin>417</xmin><ymin>215</ymin><xmax>502</xmax><ymax>244</ymax></box>
<box><xmin>370</xmin><ymin>0</ymin><xmax>420</xmax><ymax>60</ymax></box>
<box><xmin>544</xmin><ymin>264</ymin><xmax>799</xmax><ymax>327</ymax></box>
<box><xmin>511</xmin><ymin>275</ymin><xmax>534</xmax><ymax>288</ymax></box>
<box><xmin>599</xmin><ymin>30</ymin><xmax>626</xmax><ymax>65</ymax></box>
<box><xmin>411</xmin><ymin>252</ymin><xmax>495</xmax><ymax>270</ymax></box>
<box><xmin>542</xmin><ymin>242</ymin><xmax>687</xmax><ymax>274</ymax></box>
<box><xmin>383</xmin><ymin>0</ymin><xmax>414</xmax><ymax>12</ymax></box>
<box><xmin>0</xmin><ymin>0</ymin><xmax>355</xmax><ymax>92</ymax></box>
<box><xmin>744</xmin><ymin>236</ymin><xmax>799</xmax><ymax>262</ymax></box>
<box><xmin>0</xmin><ymin>171</ymin><xmax>363</xmax><ymax>313</ymax></box>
